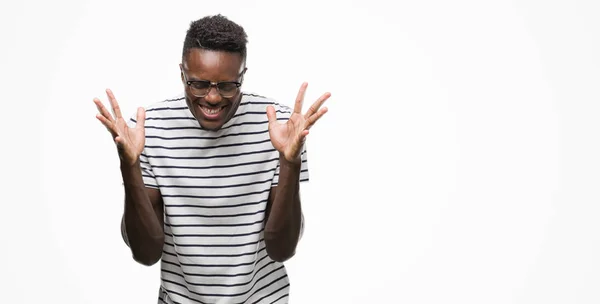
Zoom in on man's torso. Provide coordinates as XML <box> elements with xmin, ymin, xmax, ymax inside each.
<box><xmin>132</xmin><ymin>93</ymin><xmax>299</xmax><ymax>304</ymax></box>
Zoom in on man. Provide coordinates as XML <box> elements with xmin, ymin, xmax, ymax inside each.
<box><xmin>93</xmin><ymin>14</ymin><xmax>330</xmax><ymax>304</ymax></box>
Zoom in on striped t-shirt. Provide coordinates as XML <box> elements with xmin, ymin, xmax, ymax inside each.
<box><xmin>127</xmin><ymin>92</ymin><xmax>309</xmax><ymax>304</ymax></box>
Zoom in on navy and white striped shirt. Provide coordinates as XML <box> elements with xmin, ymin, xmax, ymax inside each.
<box><xmin>128</xmin><ymin>92</ymin><xmax>309</xmax><ymax>304</ymax></box>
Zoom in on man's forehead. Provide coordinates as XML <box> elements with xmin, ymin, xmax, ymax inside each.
<box><xmin>183</xmin><ymin>53</ymin><xmax>244</xmax><ymax>80</ymax></box>
<box><xmin>185</xmin><ymin>48</ymin><xmax>243</xmax><ymax>64</ymax></box>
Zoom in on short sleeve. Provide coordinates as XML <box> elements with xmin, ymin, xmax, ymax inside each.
<box><xmin>127</xmin><ymin>113</ymin><xmax>159</xmax><ymax>189</ymax></box>
<box><xmin>271</xmin><ymin>144</ymin><xmax>309</xmax><ymax>187</ymax></box>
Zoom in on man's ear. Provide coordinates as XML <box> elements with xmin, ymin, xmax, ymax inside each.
<box><xmin>240</xmin><ymin>67</ymin><xmax>248</xmax><ymax>83</ymax></box>
<box><xmin>179</xmin><ymin>63</ymin><xmax>184</xmax><ymax>82</ymax></box>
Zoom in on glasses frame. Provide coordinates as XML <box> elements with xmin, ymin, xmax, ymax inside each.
<box><xmin>181</xmin><ymin>67</ymin><xmax>247</xmax><ymax>98</ymax></box>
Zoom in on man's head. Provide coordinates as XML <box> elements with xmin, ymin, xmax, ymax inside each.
<box><xmin>180</xmin><ymin>14</ymin><xmax>248</xmax><ymax>131</ymax></box>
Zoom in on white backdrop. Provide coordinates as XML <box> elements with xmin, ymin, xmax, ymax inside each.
<box><xmin>1</xmin><ymin>0</ymin><xmax>599</xmax><ymax>303</ymax></box>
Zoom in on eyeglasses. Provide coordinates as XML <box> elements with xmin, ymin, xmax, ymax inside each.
<box><xmin>182</xmin><ymin>69</ymin><xmax>246</xmax><ymax>98</ymax></box>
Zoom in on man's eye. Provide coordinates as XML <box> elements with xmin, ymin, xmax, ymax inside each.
<box><xmin>219</xmin><ymin>83</ymin><xmax>238</xmax><ymax>92</ymax></box>
<box><xmin>192</xmin><ymin>82</ymin><xmax>210</xmax><ymax>89</ymax></box>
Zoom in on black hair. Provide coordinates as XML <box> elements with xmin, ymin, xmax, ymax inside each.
<box><xmin>182</xmin><ymin>14</ymin><xmax>248</xmax><ymax>61</ymax></box>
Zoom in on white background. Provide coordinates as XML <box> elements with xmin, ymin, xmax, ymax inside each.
<box><xmin>1</xmin><ymin>0</ymin><xmax>599</xmax><ymax>303</ymax></box>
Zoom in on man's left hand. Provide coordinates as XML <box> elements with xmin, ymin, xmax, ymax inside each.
<box><xmin>266</xmin><ymin>82</ymin><xmax>330</xmax><ymax>164</ymax></box>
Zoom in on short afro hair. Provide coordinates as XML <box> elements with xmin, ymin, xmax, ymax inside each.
<box><xmin>182</xmin><ymin>14</ymin><xmax>248</xmax><ymax>61</ymax></box>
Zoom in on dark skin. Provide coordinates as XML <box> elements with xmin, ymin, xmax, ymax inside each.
<box><xmin>93</xmin><ymin>48</ymin><xmax>330</xmax><ymax>265</ymax></box>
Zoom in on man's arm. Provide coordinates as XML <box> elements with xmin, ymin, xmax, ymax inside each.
<box><xmin>264</xmin><ymin>155</ymin><xmax>303</xmax><ymax>263</ymax></box>
<box><xmin>93</xmin><ymin>89</ymin><xmax>164</xmax><ymax>266</ymax></box>
<box><xmin>120</xmin><ymin>160</ymin><xmax>165</xmax><ymax>266</ymax></box>
<box><xmin>263</xmin><ymin>82</ymin><xmax>329</xmax><ymax>263</ymax></box>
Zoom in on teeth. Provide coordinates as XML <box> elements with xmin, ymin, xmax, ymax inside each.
<box><xmin>201</xmin><ymin>106</ymin><xmax>223</xmax><ymax>115</ymax></box>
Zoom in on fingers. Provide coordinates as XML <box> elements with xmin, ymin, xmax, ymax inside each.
<box><xmin>94</xmin><ymin>94</ymin><xmax>118</xmax><ymax>138</ymax></box>
<box><xmin>106</xmin><ymin>88</ymin><xmax>123</xmax><ymax>119</ymax></box>
<box><xmin>266</xmin><ymin>105</ymin><xmax>277</xmax><ymax>124</ymax></box>
<box><xmin>305</xmin><ymin>106</ymin><xmax>328</xmax><ymax>130</ymax></box>
<box><xmin>304</xmin><ymin>92</ymin><xmax>331</xmax><ymax>119</ymax></box>
<box><xmin>293</xmin><ymin>82</ymin><xmax>308</xmax><ymax>114</ymax></box>
<box><xmin>114</xmin><ymin>136</ymin><xmax>126</xmax><ymax>147</ymax></box>
<box><xmin>96</xmin><ymin>112</ymin><xmax>118</xmax><ymax>138</ymax></box>
<box><xmin>299</xmin><ymin>129</ymin><xmax>309</xmax><ymax>140</ymax></box>
<box><xmin>295</xmin><ymin>130</ymin><xmax>310</xmax><ymax>150</ymax></box>
<box><xmin>114</xmin><ymin>136</ymin><xmax>128</xmax><ymax>154</ymax></box>
<box><xmin>94</xmin><ymin>97</ymin><xmax>114</xmax><ymax>123</ymax></box>
<box><xmin>136</xmin><ymin>107</ymin><xmax>146</xmax><ymax>129</ymax></box>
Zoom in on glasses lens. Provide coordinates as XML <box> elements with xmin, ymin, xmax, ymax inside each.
<box><xmin>218</xmin><ymin>83</ymin><xmax>239</xmax><ymax>97</ymax></box>
<box><xmin>190</xmin><ymin>81</ymin><xmax>210</xmax><ymax>96</ymax></box>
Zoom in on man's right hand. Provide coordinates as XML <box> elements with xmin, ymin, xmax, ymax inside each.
<box><xmin>94</xmin><ymin>89</ymin><xmax>146</xmax><ymax>166</ymax></box>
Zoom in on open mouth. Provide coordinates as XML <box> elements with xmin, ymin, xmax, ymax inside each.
<box><xmin>198</xmin><ymin>104</ymin><xmax>228</xmax><ymax>119</ymax></box>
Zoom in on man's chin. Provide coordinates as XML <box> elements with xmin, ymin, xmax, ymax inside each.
<box><xmin>198</xmin><ymin>120</ymin><xmax>225</xmax><ymax>131</ymax></box>
<box><xmin>191</xmin><ymin>107</ymin><xmax>226</xmax><ymax>131</ymax></box>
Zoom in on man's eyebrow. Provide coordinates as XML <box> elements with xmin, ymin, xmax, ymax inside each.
<box><xmin>186</xmin><ymin>75</ymin><xmax>208</xmax><ymax>82</ymax></box>
<box><xmin>189</xmin><ymin>78</ymin><xmax>239</xmax><ymax>83</ymax></box>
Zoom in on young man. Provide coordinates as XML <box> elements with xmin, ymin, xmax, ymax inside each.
<box><xmin>93</xmin><ymin>14</ymin><xmax>330</xmax><ymax>304</ymax></box>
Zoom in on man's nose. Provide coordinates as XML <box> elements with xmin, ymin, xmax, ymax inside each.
<box><xmin>204</xmin><ymin>85</ymin><xmax>222</xmax><ymax>104</ymax></box>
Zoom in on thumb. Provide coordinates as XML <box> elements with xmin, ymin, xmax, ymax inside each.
<box><xmin>266</xmin><ymin>105</ymin><xmax>277</xmax><ymax>124</ymax></box>
<box><xmin>136</xmin><ymin>107</ymin><xmax>146</xmax><ymax>129</ymax></box>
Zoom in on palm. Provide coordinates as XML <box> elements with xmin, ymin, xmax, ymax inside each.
<box><xmin>269</xmin><ymin>114</ymin><xmax>307</xmax><ymax>159</ymax></box>
<box><xmin>94</xmin><ymin>89</ymin><xmax>146</xmax><ymax>165</ymax></box>
<box><xmin>114</xmin><ymin>116</ymin><xmax>145</xmax><ymax>161</ymax></box>
<box><xmin>267</xmin><ymin>83</ymin><xmax>331</xmax><ymax>163</ymax></box>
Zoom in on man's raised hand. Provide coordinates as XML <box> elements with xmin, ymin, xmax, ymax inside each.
<box><xmin>94</xmin><ymin>89</ymin><xmax>146</xmax><ymax>166</ymax></box>
<box><xmin>266</xmin><ymin>82</ymin><xmax>330</xmax><ymax>163</ymax></box>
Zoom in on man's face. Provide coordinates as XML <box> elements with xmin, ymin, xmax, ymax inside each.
<box><xmin>180</xmin><ymin>48</ymin><xmax>246</xmax><ymax>131</ymax></box>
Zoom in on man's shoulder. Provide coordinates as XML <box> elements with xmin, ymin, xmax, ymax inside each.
<box><xmin>126</xmin><ymin>93</ymin><xmax>188</xmax><ymax>127</ymax></box>
<box><xmin>143</xmin><ymin>93</ymin><xmax>187</xmax><ymax>114</ymax></box>
<box><xmin>240</xmin><ymin>92</ymin><xmax>293</xmax><ymax>117</ymax></box>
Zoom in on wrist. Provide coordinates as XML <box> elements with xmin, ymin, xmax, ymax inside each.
<box><xmin>120</xmin><ymin>157</ymin><xmax>141</xmax><ymax>180</ymax></box>
<box><xmin>119</xmin><ymin>154</ymin><xmax>140</xmax><ymax>169</ymax></box>
<box><xmin>279</xmin><ymin>153</ymin><xmax>302</xmax><ymax>168</ymax></box>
